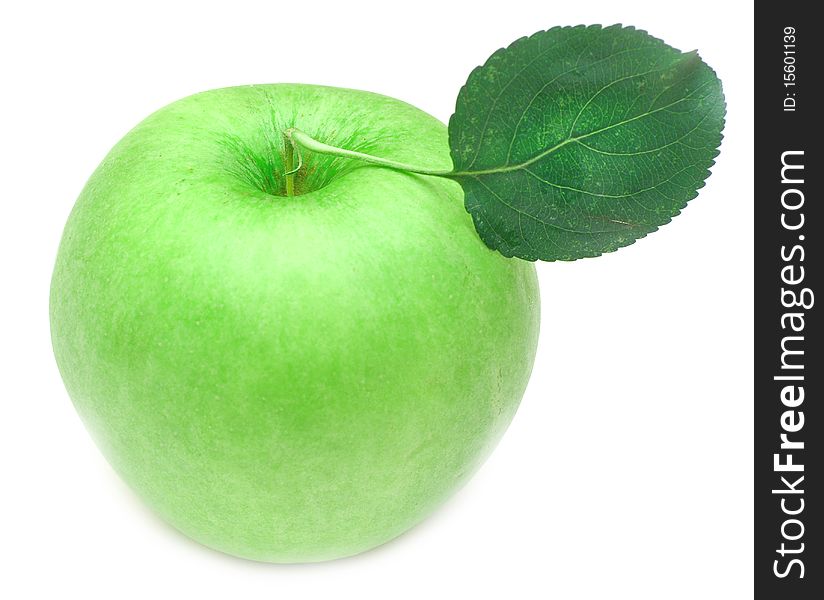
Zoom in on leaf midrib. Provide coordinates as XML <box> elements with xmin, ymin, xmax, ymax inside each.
<box><xmin>452</xmin><ymin>78</ymin><xmax>713</xmax><ymax>178</ymax></box>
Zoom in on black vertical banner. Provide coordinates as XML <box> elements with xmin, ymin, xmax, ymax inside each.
<box><xmin>754</xmin><ymin>3</ymin><xmax>821</xmax><ymax>598</ymax></box>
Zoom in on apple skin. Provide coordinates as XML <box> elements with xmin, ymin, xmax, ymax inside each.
<box><xmin>50</xmin><ymin>84</ymin><xmax>540</xmax><ymax>562</ymax></box>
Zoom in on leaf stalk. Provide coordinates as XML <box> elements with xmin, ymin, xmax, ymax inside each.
<box><xmin>284</xmin><ymin>128</ymin><xmax>455</xmax><ymax>179</ymax></box>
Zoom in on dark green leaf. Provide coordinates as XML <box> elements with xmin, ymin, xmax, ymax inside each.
<box><xmin>448</xmin><ymin>25</ymin><xmax>725</xmax><ymax>261</ymax></box>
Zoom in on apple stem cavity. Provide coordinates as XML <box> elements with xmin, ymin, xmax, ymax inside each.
<box><xmin>284</xmin><ymin>128</ymin><xmax>454</xmax><ymax>181</ymax></box>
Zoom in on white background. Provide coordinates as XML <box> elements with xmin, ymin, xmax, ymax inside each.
<box><xmin>1</xmin><ymin>1</ymin><xmax>753</xmax><ymax>598</ymax></box>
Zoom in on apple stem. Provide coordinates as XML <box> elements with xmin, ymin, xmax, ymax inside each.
<box><xmin>284</xmin><ymin>128</ymin><xmax>455</xmax><ymax>178</ymax></box>
<box><xmin>283</xmin><ymin>132</ymin><xmax>296</xmax><ymax>196</ymax></box>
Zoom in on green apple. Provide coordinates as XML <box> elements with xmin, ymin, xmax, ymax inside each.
<box><xmin>50</xmin><ymin>84</ymin><xmax>540</xmax><ymax>562</ymax></box>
